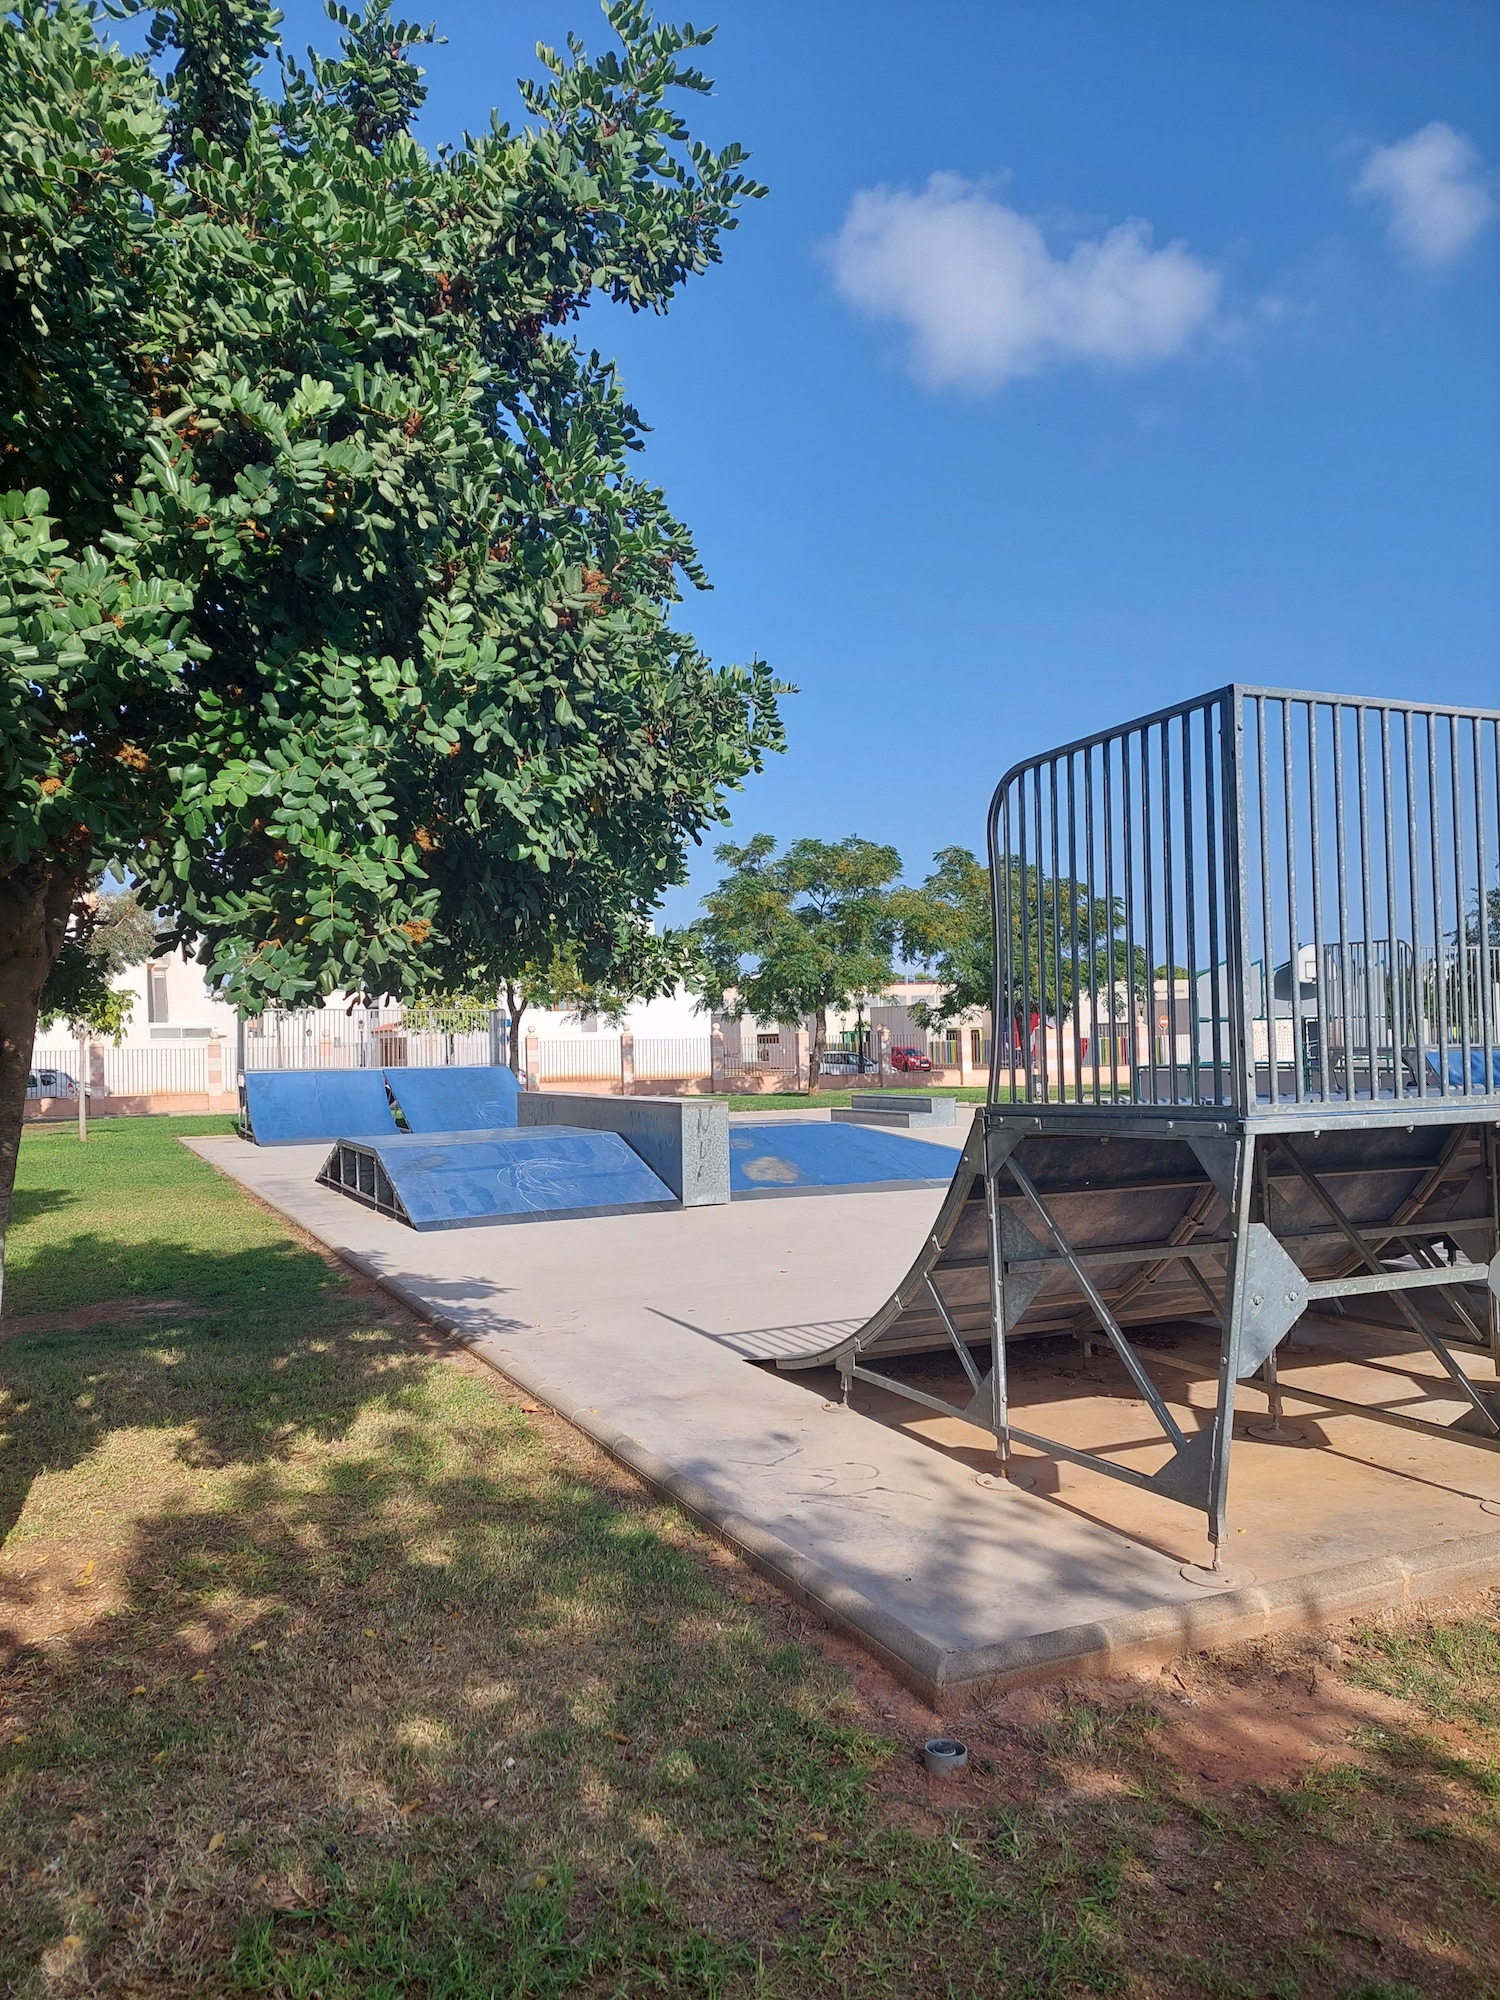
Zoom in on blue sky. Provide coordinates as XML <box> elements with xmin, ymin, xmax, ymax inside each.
<box><xmin>276</xmin><ymin>2</ymin><xmax>1499</xmax><ymax>924</ymax></box>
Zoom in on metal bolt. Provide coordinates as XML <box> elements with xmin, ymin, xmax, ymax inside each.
<box><xmin>1250</xmin><ymin>1294</ymin><xmax>1263</xmax><ymax>1308</ymax></box>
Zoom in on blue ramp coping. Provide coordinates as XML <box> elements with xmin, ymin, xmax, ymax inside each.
<box><xmin>729</xmin><ymin>1120</ymin><xmax>962</xmax><ymax>1198</ymax></box>
<box><xmin>1425</xmin><ymin>1048</ymin><xmax>1500</xmax><ymax>1091</ymax></box>
<box><xmin>317</xmin><ymin>1127</ymin><xmax>677</xmax><ymax>1230</ymax></box>
<box><xmin>385</xmin><ymin>1065</ymin><xmax>520</xmax><ymax>1133</ymax></box>
<box><xmin>241</xmin><ymin>1070</ymin><xmax>396</xmax><ymax>1146</ymax></box>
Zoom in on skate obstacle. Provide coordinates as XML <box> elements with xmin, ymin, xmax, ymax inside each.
<box><xmin>778</xmin><ymin>685</ymin><xmax>1500</xmax><ymax>1565</ymax></box>
<box><xmin>240</xmin><ymin>1069</ymin><xmax>397</xmax><ymax>1146</ymax></box>
<box><xmin>386</xmin><ymin>1064</ymin><xmax>521</xmax><ymax>1133</ymax></box>
<box><xmin>316</xmin><ymin>1126</ymin><xmax>676</xmax><ymax>1230</ymax></box>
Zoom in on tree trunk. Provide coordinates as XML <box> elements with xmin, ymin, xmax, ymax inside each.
<box><xmin>0</xmin><ymin>859</ymin><xmax>87</xmax><ymax>1319</ymax></box>
<box><xmin>807</xmin><ymin>1007</ymin><xmax>827</xmax><ymax>1094</ymax></box>
<box><xmin>505</xmin><ymin>981</ymin><xmax>526</xmax><ymax>1078</ymax></box>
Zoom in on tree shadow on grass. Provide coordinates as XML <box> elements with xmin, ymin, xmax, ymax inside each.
<box><xmin>0</xmin><ymin>1232</ymin><xmax>439</xmax><ymax>1544</ymax></box>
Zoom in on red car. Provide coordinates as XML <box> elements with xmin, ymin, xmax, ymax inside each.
<box><xmin>890</xmin><ymin>1045</ymin><xmax>932</xmax><ymax>1073</ymax></box>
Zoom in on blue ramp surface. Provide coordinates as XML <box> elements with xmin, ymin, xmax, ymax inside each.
<box><xmin>386</xmin><ymin>1065</ymin><xmax>520</xmax><ymax>1133</ymax></box>
<box><xmin>318</xmin><ymin>1127</ymin><xmax>676</xmax><ymax>1230</ymax></box>
<box><xmin>242</xmin><ymin>1070</ymin><xmax>396</xmax><ymax>1146</ymax></box>
<box><xmin>730</xmin><ymin>1121</ymin><xmax>961</xmax><ymax>1198</ymax></box>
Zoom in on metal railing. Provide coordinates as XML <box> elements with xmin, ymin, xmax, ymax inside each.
<box><xmin>241</xmin><ymin>1006</ymin><xmax>497</xmax><ymax>1072</ymax></box>
<box><xmin>537</xmin><ymin>1036</ymin><xmax>623</xmax><ymax>1083</ymax></box>
<box><xmin>988</xmin><ymin>686</ymin><xmax>1500</xmax><ymax>1113</ymax></box>
<box><xmin>634</xmin><ymin>1036</ymin><xmax>712</xmax><ymax>1081</ymax></box>
<box><xmin>31</xmin><ymin>1043</ymin><xmax>215</xmax><ymax>1095</ymax></box>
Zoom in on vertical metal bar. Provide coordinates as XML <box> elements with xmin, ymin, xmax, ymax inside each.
<box><xmin>1255</xmin><ymin>695</ymin><xmax>1276</xmax><ymax>1106</ymax></box>
<box><xmin>1475</xmin><ymin>717</ymin><xmax>1495</xmax><ymax>1091</ymax></box>
<box><xmin>985</xmin><ymin>1146</ymin><xmax>1013</xmax><ymax>1472</ymax></box>
<box><xmin>1049</xmin><ymin>758</ymin><xmax>1064</xmax><ymax>1104</ymax></box>
<box><xmin>1331</xmin><ymin>703</ymin><xmax>1356</xmax><ymax>1102</ymax></box>
<box><xmin>1226</xmin><ymin>688</ymin><xmax>1253</xmax><ymax>1118</ymax></box>
<box><xmin>1140</xmin><ymin>727</ymin><xmax>1158</xmax><ymax>1104</ymax></box>
<box><xmin>1207</xmin><ymin>1131</ymin><xmax>1256</xmax><ymax>1555</ymax></box>
<box><xmin>1067</xmin><ymin>753</ymin><xmax>1083</xmax><ymax>1105</ymax></box>
<box><xmin>1379</xmin><ymin>708</ymin><xmax>1402</xmax><ymax>1095</ymax></box>
<box><xmin>1203</xmin><ymin>699</ymin><xmax>1225</xmax><ymax>1105</ymax></box>
<box><xmin>1281</xmin><ymin>697</ymin><xmax>1305</xmax><ymax>1105</ymax></box>
<box><xmin>1084</xmin><ymin>747</ymin><xmax>1101</xmax><ymax>1105</ymax></box>
<box><xmin>1018</xmin><ymin>772</ymin><xmax>1035</xmax><ymax>1102</ymax></box>
<box><xmin>1161</xmin><ymin>720</ymin><xmax>1179</xmax><ymax>1105</ymax></box>
<box><xmin>1034</xmin><ymin>763</ymin><xmax>1050</xmax><ymax>1103</ymax></box>
<box><xmin>1356</xmin><ymin>709</ymin><xmax>1379</xmax><ymax>1099</ymax></box>
<box><xmin>1306</xmin><ymin>700</ymin><xmax>1330</xmax><ymax>1100</ymax></box>
<box><xmin>1182</xmin><ymin>710</ymin><xmax>1201</xmax><ymax>1104</ymax></box>
<box><xmin>1450</xmin><ymin>716</ymin><xmax>1473</xmax><ymax>1091</ymax></box>
<box><xmin>1102</xmin><ymin>739</ymin><xmax>1119</xmax><ymax>1105</ymax></box>
<box><xmin>1404</xmin><ymin>711</ymin><xmax>1430</xmax><ymax>1094</ymax></box>
<box><xmin>994</xmin><ymin>787</ymin><xmax>1016</xmax><ymax>1106</ymax></box>
<box><xmin>1122</xmin><ymin>731</ymin><xmax>1140</xmax><ymax>1105</ymax></box>
<box><xmin>1427</xmin><ymin>713</ymin><xmax>1451</xmax><ymax>1097</ymax></box>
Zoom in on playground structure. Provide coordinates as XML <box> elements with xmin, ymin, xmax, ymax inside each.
<box><xmin>783</xmin><ymin>686</ymin><xmax>1500</xmax><ymax>1567</ymax></box>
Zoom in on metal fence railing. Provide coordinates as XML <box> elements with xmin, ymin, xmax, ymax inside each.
<box><xmin>31</xmin><ymin>1043</ymin><xmax>214</xmax><ymax>1096</ymax></box>
<box><xmin>240</xmin><ymin>1007</ymin><xmax>497</xmax><ymax>1072</ymax></box>
<box><xmin>634</xmin><ymin>1036</ymin><xmax>712</xmax><ymax>1081</ymax></box>
<box><xmin>537</xmin><ymin>1037</ymin><xmax>623</xmax><ymax>1083</ymax></box>
<box><xmin>988</xmin><ymin>685</ymin><xmax>1500</xmax><ymax>1112</ymax></box>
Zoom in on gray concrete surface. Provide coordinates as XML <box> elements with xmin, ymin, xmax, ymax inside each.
<box><xmin>185</xmin><ymin>1132</ymin><xmax>1500</xmax><ymax>1702</ymax></box>
<box><xmin>833</xmin><ymin>1092</ymin><xmax>958</xmax><ymax>1131</ymax></box>
<box><xmin>519</xmin><ymin>1091</ymin><xmax>730</xmax><ymax>1206</ymax></box>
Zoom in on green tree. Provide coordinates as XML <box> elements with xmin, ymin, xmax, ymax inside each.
<box><xmin>896</xmin><ymin>846</ymin><xmax>1140</xmax><ymax>1042</ymax></box>
<box><xmin>38</xmin><ymin>883</ymin><xmax>159</xmax><ymax>1042</ymax></box>
<box><xmin>0</xmin><ymin>0</ymin><xmax>781</xmax><ymax>1298</ymax></box>
<box><xmin>692</xmin><ymin>835</ymin><xmax>902</xmax><ymax>1090</ymax></box>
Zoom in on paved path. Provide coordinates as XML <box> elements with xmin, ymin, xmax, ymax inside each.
<box><xmin>186</xmin><ymin>1132</ymin><xmax>1500</xmax><ymax>1700</ymax></box>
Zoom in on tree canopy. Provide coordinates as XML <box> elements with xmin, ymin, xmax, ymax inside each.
<box><xmin>0</xmin><ymin>0</ymin><xmax>781</xmax><ymax>1279</ymax></box>
<box><xmin>691</xmin><ymin>834</ymin><xmax>902</xmax><ymax>1086</ymax></box>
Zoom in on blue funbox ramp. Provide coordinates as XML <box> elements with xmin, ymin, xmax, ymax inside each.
<box><xmin>729</xmin><ymin>1120</ymin><xmax>961</xmax><ymax>1198</ymax></box>
<box><xmin>241</xmin><ymin>1069</ymin><xmax>397</xmax><ymax>1146</ymax></box>
<box><xmin>385</xmin><ymin>1065</ymin><xmax>520</xmax><ymax>1134</ymax></box>
<box><xmin>317</xmin><ymin>1127</ymin><xmax>677</xmax><ymax>1229</ymax></box>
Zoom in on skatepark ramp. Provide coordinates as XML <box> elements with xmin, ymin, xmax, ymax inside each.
<box><xmin>780</xmin><ymin>686</ymin><xmax>1500</xmax><ymax>1565</ymax></box>
<box><xmin>317</xmin><ymin>1127</ymin><xmax>676</xmax><ymax>1228</ymax></box>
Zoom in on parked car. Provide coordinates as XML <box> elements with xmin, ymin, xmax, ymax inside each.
<box><xmin>816</xmin><ymin>1049</ymin><xmax>878</xmax><ymax>1074</ymax></box>
<box><xmin>890</xmin><ymin>1045</ymin><xmax>933</xmax><ymax>1074</ymax></box>
<box><xmin>26</xmin><ymin>1066</ymin><xmax>89</xmax><ymax>1099</ymax></box>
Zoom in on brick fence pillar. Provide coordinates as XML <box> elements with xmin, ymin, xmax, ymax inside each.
<box><xmin>620</xmin><ymin>1031</ymin><xmax>635</xmax><ymax>1097</ymax></box>
<box><xmin>524</xmin><ymin>1034</ymin><xmax>540</xmax><ymax>1093</ymax></box>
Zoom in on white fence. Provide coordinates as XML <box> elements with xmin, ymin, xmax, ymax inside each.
<box><xmin>635</xmin><ymin>1036</ymin><xmax>712</xmax><ymax>1082</ymax></box>
<box><xmin>537</xmin><ymin>1036</ymin><xmax>623</xmax><ymax>1083</ymax></box>
<box><xmin>240</xmin><ymin>1007</ymin><xmax>496</xmax><ymax>1072</ymax></box>
<box><xmin>31</xmin><ymin>1043</ymin><xmax>213</xmax><ymax>1096</ymax></box>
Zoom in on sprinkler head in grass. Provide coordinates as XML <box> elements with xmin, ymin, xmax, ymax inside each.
<box><xmin>923</xmin><ymin>1737</ymin><xmax>968</xmax><ymax>1777</ymax></box>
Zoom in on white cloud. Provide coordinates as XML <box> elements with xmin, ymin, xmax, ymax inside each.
<box><xmin>828</xmin><ymin>173</ymin><xmax>1224</xmax><ymax>392</ymax></box>
<box><xmin>1353</xmin><ymin>122</ymin><xmax>1495</xmax><ymax>268</ymax></box>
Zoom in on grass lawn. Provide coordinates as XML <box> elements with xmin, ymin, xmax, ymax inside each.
<box><xmin>1</xmin><ymin>1116</ymin><xmax>1498</xmax><ymax>1998</ymax></box>
<box><xmin>724</xmin><ymin>1087</ymin><xmax>988</xmax><ymax>1111</ymax></box>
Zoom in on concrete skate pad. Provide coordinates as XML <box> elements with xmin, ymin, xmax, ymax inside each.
<box><xmin>317</xmin><ymin>1126</ymin><xmax>675</xmax><ymax>1229</ymax></box>
<box><xmin>241</xmin><ymin>1069</ymin><xmax>396</xmax><ymax>1146</ymax></box>
<box><xmin>730</xmin><ymin>1120</ymin><xmax>961</xmax><ymax>1197</ymax></box>
<box><xmin>386</xmin><ymin>1065</ymin><xmax>520</xmax><ymax>1133</ymax></box>
<box><xmin>187</xmin><ymin>1130</ymin><xmax>1500</xmax><ymax>1703</ymax></box>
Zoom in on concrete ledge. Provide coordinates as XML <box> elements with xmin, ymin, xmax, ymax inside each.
<box><xmin>519</xmin><ymin>1091</ymin><xmax>729</xmax><ymax>1206</ymax></box>
<box><xmin>324</xmin><ymin>1243</ymin><xmax>1500</xmax><ymax>1709</ymax></box>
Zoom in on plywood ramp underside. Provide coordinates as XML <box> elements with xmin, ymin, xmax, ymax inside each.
<box><xmin>779</xmin><ymin>1115</ymin><xmax>1494</xmax><ymax>1372</ymax></box>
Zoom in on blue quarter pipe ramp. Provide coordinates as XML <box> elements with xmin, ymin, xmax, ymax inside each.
<box><xmin>317</xmin><ymin>1127</ymin><xmax>677</xmax><ymax>1229</ymax></box>
<box><xmin>730</xmin><ymin>1121</ymin><xmax>961</xmax><ymax>1197</ymax></box>
<box><xmin>242</xmin><ymin>1070</ymin><xmax>396</xmax><ymax>1146</ymax></box>
<box><xmin>386</xmin><ymin>1065</ymin><xmax>520</xmax><ymax>1133</ymax></box>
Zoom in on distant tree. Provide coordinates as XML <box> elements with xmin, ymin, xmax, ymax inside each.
<box><xmin>896</xmin><ymin>846</ymin><xmax>1139</xmax><ymax>1039</ymax></box>
<box><xmin>492</xmin><ymin>923</ymin><xmax>693</xmax><ymax>1075</ymax></box>
<box><xmin>0</xmin><ymin>0</ymin><xmax>781</xmax><ymax>1302</ymax></box>
<box><xmin>692</xmin><ymin>836</ymin><xmax>902</xmax><ymax>1089</ymax></box>
<box><xmin>38</xmin><ymin>884</ymin><xmax>159</xmax><ymax>1043</ymax></box>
